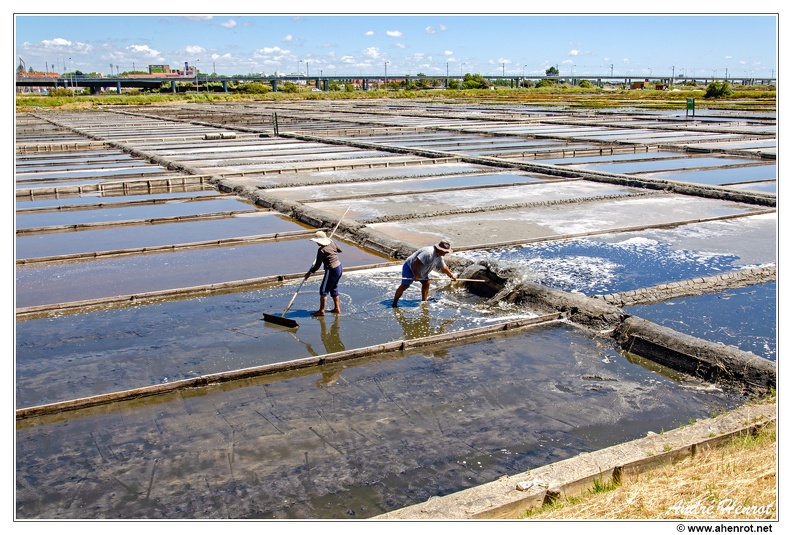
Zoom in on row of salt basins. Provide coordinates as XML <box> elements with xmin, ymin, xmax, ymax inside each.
<box><xmin>14</xmin><ymin>101</ymin><xmax>776</xmax><ymax>519</ymax></box>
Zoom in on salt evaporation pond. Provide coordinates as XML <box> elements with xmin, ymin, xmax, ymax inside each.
<box><xmin>457</xmin><ymin>213</ymin><xmax>776</xmax><ymax>296</ymax></box>
<box><xmin>16</xmin><ymin>270</ymin><xmax>536</xmax><ymax>407</ymax></box>
<box><xmin>15</xmin><ymin>237</ymin><xmax>387</xmax><ymax>308</ymax></box>
<box><xmin>15</xmin><ymin>320</ymin><xmax>745</xmax><ymax>519</ymax></box>
<box><xmin>641</xmin><ymin>164</ymin><xmax>776</xmax><ymax>186</ymax></box>
<box><xmin>625</xmin><ymin>282</ymin><xmax>776</xmax><ymax>361</ymax></box>
<box><xmin>16</xmin><ymin>212</ymin><xmax>307</xmax><ymax>259</ymax></box>
<box><xmin>15</xmin><ymin>197</ymin><xmax>258</xmax><ymax>230</ymax></box>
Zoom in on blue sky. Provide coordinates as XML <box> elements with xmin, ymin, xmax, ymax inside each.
<box><xmin>14</xmin><ymin>12</ymin><xmax>778</xmax><ymax>79</ymax></box>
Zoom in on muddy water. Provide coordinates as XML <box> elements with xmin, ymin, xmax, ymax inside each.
<box><xmin>15</xmin><ymin>322</ymin><xmax>744</xmax><ymax>519</ymax></box>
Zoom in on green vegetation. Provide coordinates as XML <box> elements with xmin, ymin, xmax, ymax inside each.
<box><xmin>16</xmin><ymin>78</ymin><xmax>776</xmax><ymax>113</ymax></box>
<box><xmin>704</xmin><ymin>80</ymin><xmax>733</xmax><ymax>98</ymax></box>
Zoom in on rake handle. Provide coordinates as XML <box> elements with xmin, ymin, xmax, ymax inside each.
<box><xmin>370</xmin><ymin>277</ymin><xmax>486</xmax><ymax>282</ymax></box>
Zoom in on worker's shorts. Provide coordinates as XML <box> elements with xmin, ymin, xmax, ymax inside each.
<box><xmin>319</xmin><ymin>265</ymin><xmax>343</xmax><ymax>297</ymax></box>
<box><xmin>400</xmin><ymin>262</ymin><xmax>419</xmax><ymax>286</ymax></box>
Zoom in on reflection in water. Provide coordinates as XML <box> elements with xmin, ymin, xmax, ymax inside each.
<box><xmin>315</xmin><ymin>314</ymin><xmax>346</xmax><ymax>388</ymax></box>
<box><xmin>392</xmin><ymin>304</ymin><xmax>432</xmax><ymax>339</ymax></box>
<box><xmin>391</xmin><ymin>303</ymin><xmax>456</xmax><ymax>344</ymax></box>
<box><xmin>318</xmin><ymin>314</ymin><xmax>346</xmax><ymax>354</ymax></box>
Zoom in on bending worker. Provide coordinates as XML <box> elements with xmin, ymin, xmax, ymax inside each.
<box><xmin>305</xmin><ymin>230</ymin><xmax>343</xmax><ymax>316</ymax></box>
<box><xmin>392</xmin><ymin>240</ymin><xmax>457</xmax><ymax>307</ymax></box>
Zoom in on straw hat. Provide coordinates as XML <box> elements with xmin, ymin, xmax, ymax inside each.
<box><xmin>435</xmin><ymin>240</ymin><xmax>452</xmax><ymax>253</ymax></box>
<box><xmin>310</xmin><ymin>230</ymin><xmax>332</xmax><ymax>246</ymax></box>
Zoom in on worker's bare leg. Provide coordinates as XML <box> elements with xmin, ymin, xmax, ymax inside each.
<box><xmin>328</xmin><ymin>295</ymin><xmax>341</xmax><ymax>314</ymax></box>
<box><xmin>312</xmin><ymin>295</ymin><xmax>327</xmax><ymax>316</ymax></box>
<box><xmin>392</xmin><ymin>283</ymin><xmax>410</xmax><ymax>307</ymax></box>
<box><xmin>420</xmin><ymin>280</ymin><xmax>430</xmax><ymax>301</ymax></box>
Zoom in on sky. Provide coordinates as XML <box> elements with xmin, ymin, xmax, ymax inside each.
<box><xmin>13</xmin><ymin>11</ymin><xmax>779</xmax><ymax>79</ymax></box>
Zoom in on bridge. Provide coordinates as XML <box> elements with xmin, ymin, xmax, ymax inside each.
<box><xmin>15</xmin><ymin>73</ymin><xmax>775</xmax><ymax>94</ymax></box>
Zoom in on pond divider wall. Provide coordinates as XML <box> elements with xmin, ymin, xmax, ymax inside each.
<box><xmin>15</xmin><ymin>312</ymin><xmax>563</xmax><ymax>420</ymax></box>
<box><xmin>462</xmin><ymin>260</ymin><xmax>776</xmax><ymax>396</ymax></box>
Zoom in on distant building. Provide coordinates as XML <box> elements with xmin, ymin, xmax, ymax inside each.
<box><xmin>148</xmin><ymin>65</ymin><xmax>172</xmax><ymax>74</ymax></box>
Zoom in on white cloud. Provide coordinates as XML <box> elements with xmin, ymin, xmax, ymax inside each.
<box><xmin>365</xmin><ymin>30</ymin><xmax>374</xmax><ymax>36</ymax></box>
<box><xmin>127</xmin><ymin>44</ymin><xmax>160</xmax><ymax>58</ymax></box>
<box><xmin>39</xmin><ymin>38</ymin><xmax>93</xmax><ymax>54</ymax></box>
<box><xmin>185</xmin><ymin>45</ymin><xmax>206</xmax><ymax>55</ymax></box>
<box><xmin>41</xmin><ymin>37</ymin><xmax>71</xmax><ymax>47</ymax></box>
<box><xmin>341</xmin><ymin>55</ymin><xmax>355</xmax><ymax>63</ymax></box>
<box><xmin>283</xmin><ymin>35</ymin><xmax>294</xmax><ymax>43</ymax></box>
<box><xmin>220</xmin><ymin>19</ymin><xmax>237</xmax><ymax>29</ymax></box>
<box><xmin>425</xmin><ymin>26</ymin><xmax>435</xmax><ymax>34</ymax></box>
<box><xmin>395</xmin><ymin>43</ymin><xmax>406</xmax><ymax>49</ymax></box>
<box><xmin>386</xmin><ymin>30</ymin><xmax>403</xmax><ymax>38</ymax></box>
<box><xmin>363</xmin><ymin>47</ymin><xmax>380</xmax><ymax>59</ymax></box>
<box><xmin>568</xmin><ymin>49</ymin><xmax>580</xmax><ymax>56</ymax></box>
<box><xmin>444</xmin><ymin>50</ymin><xmax>453</xmax><ymax>56</ymax></box>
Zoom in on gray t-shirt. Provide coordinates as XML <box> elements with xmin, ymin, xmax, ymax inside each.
<box><xmin>405</xmin><ymin>245</ymin><xmax>446</xmax><ymax>279</ymax></box>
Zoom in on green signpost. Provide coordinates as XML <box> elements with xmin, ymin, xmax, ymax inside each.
<box><xmin>686</xmin><ymin>98</ymin><xmax>695</xmax><ymax>120</ymax></box>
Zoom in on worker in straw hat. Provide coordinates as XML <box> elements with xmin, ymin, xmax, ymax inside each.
<box><xmin>304</xmin><ymin>230</ymin><xmax>343</xmax><ymax>316</ymax></box>
<box><xmin>392</xmin><ymin>240</ymin><xmax>457</xmax><ymax>308</ymax></box>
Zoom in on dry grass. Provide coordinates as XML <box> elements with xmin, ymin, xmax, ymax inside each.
<box><xmin>524</xmin><ymin>422</ymin><xmax>777</xmax><ymax>520</ymax></box>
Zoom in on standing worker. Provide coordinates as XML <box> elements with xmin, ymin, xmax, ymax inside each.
<box><xmin>304</xmin><ymin>230</ymin><xmax>343</xmax><ymax>316</ymax></box>
<box><xmin>392</xmin><ymin>240</ymin><xmax>457</xmax><ymax>307</ymax></box>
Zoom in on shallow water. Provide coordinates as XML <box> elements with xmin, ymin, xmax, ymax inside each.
<box><xmin>15</xmin><ymin>237</ymin><xmax>387</xmax><ymax>308</ymax></box>
<box><xmin>15</xmin><ymin>321</ymin><xmax>745</xmax><ymax>519</ymax></box>
<box><xmin>458</xmin><ymin>213</ymin><xmax>776</xmax><ymax>296</ymax></box>
<box><xmin>14</xmin><ymin>103</ymin><xmax>776</xmax><ymax>520</ymax></box>
<box><xmin>15</xmin><ymin>269</ymin><xmax>533</xmax><ymax>407</ymax></box>
<box><xmin>16</xmin><ymin>212</ymin><xmax>305</xmax><ymax>259</ymax></box>
<box><xmin>626</xmin><ymin>282</ymin><xmax>776</xmax><ymax>361</ymax></box>
<box><xmin>641</xmin><ymin>164</ymin><xmax>776</xmax><ymax>185</ymax></box>
<box><xmin>15</xmin><ymin>197</ymin><xmax>259</xmax><ymax>230</ymax></box>
<box><xmin>577</xmin><ymin>156</ymin><xmax>763</xmax><ymax>174</ymax></box>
